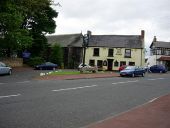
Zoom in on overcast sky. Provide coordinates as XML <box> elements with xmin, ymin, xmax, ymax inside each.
<box><xmin>52</xmin><ymin>0</ymin><xmax>170</xmax><ymax>53</ymax></box>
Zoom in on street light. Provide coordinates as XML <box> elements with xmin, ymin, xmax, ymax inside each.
<box><xmin>82</xmin><ymin>34</ymin><xmax>89</xmax><ymax>67</ymax></box>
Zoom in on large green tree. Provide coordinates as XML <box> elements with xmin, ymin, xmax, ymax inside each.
<box><xmin>0</xmin><ymin>0</ymin><xmax>58</xmax><ymax>57</ymax></box>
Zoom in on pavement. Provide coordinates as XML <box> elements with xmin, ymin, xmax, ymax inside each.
<box><xmin>13</xmin><ymin>67</ymin><xmax>170</xmax><ymax>128</ymax></box>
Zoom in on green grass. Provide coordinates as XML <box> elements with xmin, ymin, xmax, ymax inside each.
<box><xmin>49</xmin><ymin>71</ymin><xmax>81</xmax><ymax>75</ymax></box>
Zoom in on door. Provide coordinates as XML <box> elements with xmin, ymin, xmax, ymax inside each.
<box><xmin>107</xmin><ymin>59</ymin><xmax>113</xmax><ymax>71</ymax></box>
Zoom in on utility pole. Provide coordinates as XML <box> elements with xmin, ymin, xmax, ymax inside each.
<box><xmin>82</xmin><ymin>33</ymin><xmax>89</xmax><ymax>67</ymax></box>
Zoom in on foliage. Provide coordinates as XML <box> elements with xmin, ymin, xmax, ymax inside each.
<box><xmin>50</xmin><ymin>43</ymin><xmax>63</xmax><ymax>67</ymax></box>
<box><xmin>27</xmin><ymin>57</ymin><xmax>45</xmax><ymax>67</ymax></box>
<box><xmin>0</xmin><ymin>0</ymin><xmax>58</xmax><ymax>57</ymax></box>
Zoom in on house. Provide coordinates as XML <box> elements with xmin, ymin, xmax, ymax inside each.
<box><xmin>47</xmin><ymin>30</ymin><xmax>145</xmax><ymax>70</ymax></box>
<box><xmin>46</xmin><ymin>33</ymin><xmax>83</xmax><ymax>68</ymax></box>
<box><xmin>85</xmin><ymin>30</ymin><xmax>145</xmax><ymax>71</ymax></box>
<box><xmin>147</xmin><ymin>36</ymin><xmax>170</xmax><ymax>70</ymax></box>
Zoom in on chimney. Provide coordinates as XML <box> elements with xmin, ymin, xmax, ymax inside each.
<box><xmin>153</xmin><ymin>36</ymin><xmax>157</xmax><ymax>42</ymax></box>
<box><xmin>141</xmin><ymin>30</ymin><xmax>145</xmax><ymax>39</ymax></box>
<box><xmin>87</xmin><ymin>30</ymin><xmax>92</xmax><ymax>38</ymax></box>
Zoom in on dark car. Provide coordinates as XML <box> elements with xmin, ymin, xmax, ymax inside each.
<box><xmin>149</xmin><ymin>65</ymin><xmax>167</xmax><ymax>73</ymax></box>
<box><xmin>35</xmin><ymin>62</ymin><xmax>58</xmax><ymax>70</ymax></box>
<box><xmin>0</xmin><ymin>62</ymin><xmax>12</xmax><ymax>75</ymax></box>
<box><xmin>120</xmin><ymin>66</ymin><xmax>145</xmax><ymax>77</ymax></box>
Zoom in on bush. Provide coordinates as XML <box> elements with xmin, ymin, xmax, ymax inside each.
<box><xmin>27</xmin><ymin>57</ymin><xmax>45</xmax><ymax>67</ymax></box>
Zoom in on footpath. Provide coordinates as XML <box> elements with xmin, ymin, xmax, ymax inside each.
<box><xmin>13</xmin><ymin>67</ymin><xmax>170</xmax><ymax>128</ymax></box>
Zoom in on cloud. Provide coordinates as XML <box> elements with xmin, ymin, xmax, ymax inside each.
<box><xmin>53</xmin><ymin>0</ymin><xmax>170</xmax><ymax>50</ymax></box>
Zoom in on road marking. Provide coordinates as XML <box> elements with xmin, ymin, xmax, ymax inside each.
<box><xmin>148</xmin><ymin>97</ymin><xmax>158</xmax><ymax>103</ymax></box>
<box><xmin>112</xmin><ymin>80</ymin><xmax>138</xmax><ymax>85</ymax></box>
<box><xmin>157</xmin><ymin>78</ymin><xmax>165</xmax><ymax>80</ymax></box>
<box><xmin>52</xmin><ymin>85</ymin><xmax>98</xmax><ymax>92</ymax></box>
<box><xmin>16</xmin><ymin>81</ymin><xmax>30</xmax><ymax>84</ymax></box>
<box><xmin>0</xmin><ymin>94</ymin><xmax>21</xmax><ymax>99</ymax></box>
<box><xmin>0</xmin><ymin>83</ymin><xmax>6</xmax><ymax>85</ymax></box>
<box><xmin>148</xmin><ymin>79</ymin><xmax>156</xmax><ymax>81</ymax></box>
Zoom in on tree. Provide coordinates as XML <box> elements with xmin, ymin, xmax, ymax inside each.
<box><xmin>0</xmin><ymin>0</ymin><xmax>58</xmax><ymax>57</ymax></box>
<box><xmin>50</xmin><ymin>43</ymin><xmax>63</xmax><ymax>67</ymax></box>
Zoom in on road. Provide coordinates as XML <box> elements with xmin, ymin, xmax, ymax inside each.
<box><xmin>0</xmin><ymin>70</ymin><xmax>170</xmax><ymax>128</ymax></box>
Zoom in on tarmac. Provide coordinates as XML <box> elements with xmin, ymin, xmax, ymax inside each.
<box><xmin>13</xmin><ymin>67</ymin><xmax>170</xmax><ymax>128</ymax></box>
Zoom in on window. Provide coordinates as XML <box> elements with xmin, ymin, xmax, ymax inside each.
<box><xmin>114</xmin><ymin>61</ymin><xmax>119</xmax><ymax>67</ymax></box>
<box><xmin>93</xmin><ymin>48</ymin><xmax>99</xmax><ymax>56</ymax></box>
<box><xmin>89</xmin><ymin>60</ymin><xmax>95</xmax><ymax>66</ymax></box>
<box><xmin>97</xmin><ymin>60</ymin><xmax>103</xmax><ymax>68</ymax></box>
<box><xmin>120</xmin><ymin>61</ymin><xmax>126</xmax><ymax>66</ymax></box>
<box><xmin>108</xmin><ymin>49</ymin><xmax>114</xmax><ymax>57</ymax></box>
<box><xmin>129</xmin><ymin>62</ymin><xmax>135</xmax><ymax>66</ymax></box>
<box><xmin>125</xmin><ymin>49</ymin><xmax>131</xmax><ymax>58</ymax></box>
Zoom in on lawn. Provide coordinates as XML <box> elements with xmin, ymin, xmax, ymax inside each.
<box><xmin>49</xmin><ymin>70</ymin><xmax>80</xmax><ymax>75</ymax></box>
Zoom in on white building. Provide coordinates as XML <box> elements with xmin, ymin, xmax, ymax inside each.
<box><xmin>147</xmin><ymin>36</ymin><xmax>170</xmax><ymax>70</ymax></box>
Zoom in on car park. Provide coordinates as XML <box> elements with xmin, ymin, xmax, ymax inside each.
<box><xmin>149</xmin><ymin>65</ymin><xmax>168</xmax><ymax>73</ymax></box>
<box><xmin>120</xmin><ymin>66</ymin><xmax>145</xmax><ymax>77</ymax></box>
<box><xmin>35</xmin><ymin>62</ymin><xmax>58</xmax><ymax>70</ymax></box>
<box><xmin>0</xmin><ymin>62</ymin><xmax>12</xmax><ymax>75</ymax></box>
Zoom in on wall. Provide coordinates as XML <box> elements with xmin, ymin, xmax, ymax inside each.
<box><xmin>85</xmin><ymin>47</ymin><xmax>145</xmax><ymax>70</ymax></box>
<box><xmin>1</xmin><ymin>58</ymin><xmax>23</xmax><ymax>67</ymax></box>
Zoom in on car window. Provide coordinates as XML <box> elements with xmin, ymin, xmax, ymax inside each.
<box><xmin>0</xmin><ymin>62</ymin><xmax>6</xmax><ymax>67</ymax></box>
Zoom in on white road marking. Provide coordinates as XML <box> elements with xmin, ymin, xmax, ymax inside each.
<box><xmin>148</xmin><ymin>97</ymin><xmax>158</xmax><ymax>103</ymax></box>
<box><xmin>157</xmin><ymin>78</ymin><xmax>165</xmax><ymax>80</ymax></box>
<box><xmin>0</xmin><ymin>83</ymin><xmax>6</xmax><ymax>85</ymax></box>
<box><xmin>0</xmin><ymin>94</ymin><xmax>21</xmax><ymax>99</ymax></box>
<box><xmin>112</xmin><ymin>80</ymin><xmax>138</xmax><ymax>85</ymax></box>
<box><xmin>16</xmin><ymin>81</ymin><xmax>30</xmax><ymax>84</ymax></box>
<box><xmin>148</xmin><ymin>79</ymin><xmax>156</xmax><ymax>81</ymax></box>
<box><xmin>52</xmin><ymin>85</ymin><xmax>98</xmax><ymax>92</ymax></box>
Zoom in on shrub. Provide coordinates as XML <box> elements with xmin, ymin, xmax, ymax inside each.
<box><xmin>28</xmin><ymin>57</ymin><xmax>45</xmax><ymax>67</ymax></box>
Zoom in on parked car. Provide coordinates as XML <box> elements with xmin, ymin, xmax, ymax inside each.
<box><xmin>118</xmin><ymin>65</ymin><xmax>127</xmax><ymax>71</ymax></box>
<box><xmin>0</xmin><ymin>62</ymin><xmax>12</xmax><ymax>75</ymax></box>
<box><xmin>149</xmin><ymin>65</ymin><xmax>167</xmax><ymax>73</ymax></box>
<box><xmin>34</xmin><ymin>62</ymin><xmax>58</xmax><ymax>70</ymax></box>
<box><xmin>120</xmin><ymin>66</ymin><xmax>145</xmax><ymax>77</ymax></box>
<box><xmin>78</xmin><ymin>63</ymin><xmax>98</xmax><ymax>73</ymax></box>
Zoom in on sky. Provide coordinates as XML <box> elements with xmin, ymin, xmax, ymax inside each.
<box><xmin>52</xmin><ymin>0</ymin><xmax>170</xmax><ymax>55</ymax></box>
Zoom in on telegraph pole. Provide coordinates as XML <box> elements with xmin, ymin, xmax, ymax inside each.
<box><xmin>82</xmin><ymin>34</ymin><xmax>89</xmax><ymax>67</ymax></box>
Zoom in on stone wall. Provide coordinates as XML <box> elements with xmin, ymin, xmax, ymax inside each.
<box><xmin>0</xmin><ymin>58</ymin><xmax>23</xmax><ymax>67</ymax></box>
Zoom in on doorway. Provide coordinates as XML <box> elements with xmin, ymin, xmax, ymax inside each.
<box><xmin>107</xmin><ymin>59</ymin><xmax>113</xmax><ymax>71</ymax></box>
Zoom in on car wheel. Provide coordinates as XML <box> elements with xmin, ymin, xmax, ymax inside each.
<box><xmin>132</xmin><ymin>73</ymin><xmax>135</xmax><ymax>77</ymax></box>
<box><xmin>8</xmin><ymin>69</ymin><xmax>12</xmax><ymax>75</ymax></box>
<box><xmin>142</xmin><ymin>73</ymin><xmax>145</xmax><ymax>77</ymax></box>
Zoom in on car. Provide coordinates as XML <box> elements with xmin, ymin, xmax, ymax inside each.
<box><xmin>149</xmin><ymin>65</ymin><xmax>167</xmax><ymax>73</ymax></box>
<box><xmin>0</xmin><ymin>62</ymin><xmax>12</xmax><ymax>75</ymax></box>
<box><xmin>120</xmin><ymin>66</ymin><xmax>145</xmax><ymax>77</ymax></box>
<box><xmin>78</xmin><ymin>63</ymin><xmax>98</xmax><ymax>73</ymax></box>
<box><xmin>118</xmin><ymin>65</ymin><xmax>127</xmax><ymax>71</ymax></box>
<box><xmin>34</xmin><ymin>62</ymin><xmax>58</xmax><ymax>70</ymax></box>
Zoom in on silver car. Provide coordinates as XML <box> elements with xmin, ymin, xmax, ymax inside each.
<box><xmin>0</xmin><ymin>62</ymin><xmax>12</xmax><ymax>75</ymax></box>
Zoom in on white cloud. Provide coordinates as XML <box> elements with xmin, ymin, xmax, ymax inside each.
<box><xmin>53</xmin><ymin>0</ymin><xmax>170</xmax><ymax>51</ymax></box>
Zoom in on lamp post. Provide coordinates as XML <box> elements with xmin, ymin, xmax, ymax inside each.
<box><xmin>82</xmin><ymin>34</ymin><xmax>89</xmax><ymax>67</ymax></box>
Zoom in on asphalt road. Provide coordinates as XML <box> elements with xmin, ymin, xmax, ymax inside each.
<box><xmin>0</xmin><ymin>71</ymin><xmax>170</xmax><ymax>128</ymax></box>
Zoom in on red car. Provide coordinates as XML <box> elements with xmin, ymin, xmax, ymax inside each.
<box><xmin>119</xmin><ymin>65</ymin><xmax>127</xmax><ymax>71</ymax></box>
